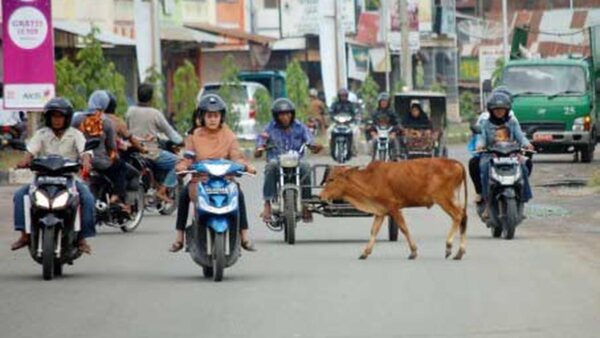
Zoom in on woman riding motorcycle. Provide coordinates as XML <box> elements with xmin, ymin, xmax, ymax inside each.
<box><xmin>367</xmin><ymin>92</ymin><xmax>400</xmax><ymax>160</ymax></box>
<box><xmin>170</xmin><ymin>94</ymin><xmax>257</xmax><ymax>253</ymax></box>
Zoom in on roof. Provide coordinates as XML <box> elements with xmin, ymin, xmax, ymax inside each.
<box><xmin>53</xmin><ymin>20</ymin><xmax>135</xmax><ymax>46</ymax></box>
<box><xmin>160</xmin><ymin>25</ymin><xmax>223</xmax><ymax>44</ymax></box>
<box><xmin>394</xmin><ymin>91</ymin><xmax>448</xmax><ymax>98</ymax></box>
<box><xmin>185</xmin><ymin>23</ymin><xmax>276</xmax><ymax>46</ymax></box>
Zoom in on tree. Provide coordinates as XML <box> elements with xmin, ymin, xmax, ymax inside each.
<box><xmin>172</xmin><ymin>60</ymin><xmax>200</xmax><ymax>133</ymax></box>
<box><xmin>254</xmin><ymin>87</ymin><xmax>272</xmax><ymax>126</ymax></box>
<box><xmin>491</xmin><ymin>57</ymin><xmax>505</xmax><ymax>87</ymax></box>
<box><xmin>217</xmin><ymin>55</ymin><xmax>241</xmax><ymax>131</ymax></box>
<box><xmin>285</xmin><ymin>60</ymin><xmax>310</xmax><ymax>122</ymax></box>
<box><xmin>143</xmin><ymin>66</ymin><xmax>166</xmax><ymax>113</ymax></box>
<box><xmin>358</xmin><ymin>74</ymin><xmax>380</xmax><ymax>114</ymax></box>
<box><xmin>459</xmin><ymin>91</ymin><xmax>476</xmax><ymax>122</ymax></box>
<box><xmin>55</xmin><ymin>28</ymin><xmax>128</xmax><ymax>116</ymax></box>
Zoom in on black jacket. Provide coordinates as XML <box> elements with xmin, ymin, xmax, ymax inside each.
<box><xmin>330</xmin><ymin>100</ymin><xmax>356</xmax><ymax>118</ymax></box>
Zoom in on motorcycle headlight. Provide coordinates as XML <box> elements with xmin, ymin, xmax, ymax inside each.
<box><xmin>33</xmin><ymin>191</ymin><xmax>51</xmax><ymax>209</ymax></box>
<box><xmin>279</xmin><ymin>153</ymin><xmax>300</xmax><ymax>168</ymax></box>
<box><xmin>52</xmin><ymin>191</ymin><xmax>70</xmax><ymax>209</ymax></box>
<box><xmin>334</xmin><ymin>115</ymin><xmax>352</xmax><ymax>124</ymax></box>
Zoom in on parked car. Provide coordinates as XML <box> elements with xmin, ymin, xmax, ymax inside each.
<box><xmin>197</xmin><ymin>82</ymin><xmax>269</xmax><ymax>140</ymax></box>
<box><xmin>237</xmin><ymin>70</ymin><xmax>287</xmax><ymax>99</ymax></box>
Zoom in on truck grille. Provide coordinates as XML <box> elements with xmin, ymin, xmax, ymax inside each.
<box><xmin>520</xmin><ymin>123</ymin><xmax>565</xmax><ymax>137</ymax></box>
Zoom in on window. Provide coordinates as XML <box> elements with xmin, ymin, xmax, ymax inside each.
<box><xmin>264</xmin><ymin>0</ymin><xmax>278</xmax><ymax>9</ymax></box>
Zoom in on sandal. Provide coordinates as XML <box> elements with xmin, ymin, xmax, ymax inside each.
<box><xmin>78</xmin><ymin>239</ymin><xmax>92</xmax><ymax>255</ymax></box>
<box><xmin>241</xmin><ymin>240</ymin><xmax>257</xmax><ymax>252</ymax></box>
<box><xmin>169</xmin><ymin>241</ymin><xmax>184</xmax><ymax>253</ymax></box>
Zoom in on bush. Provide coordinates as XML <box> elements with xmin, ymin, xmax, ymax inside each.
<box><xmin>218</xmin><ymin>55</ymin><xmax>241</xmax><ymax>131</ymax></box>
<box><xmin>172</xmin><ymin>60</ymin><xmax>200</xmax><ymax>133</ymax></box>
<box><xmin>459</xmin><ymin>91</ymin><xmax>476</xmax><ymax>121</ymax></box>
<box><xmin>143</xmin><ymin>66</ymin><xmax>166</xmax><ymax>112</ymax></box>
<box><xmin>358</xmin><ymin>74</ymin><xmax>380</xmax><ymax>114</ymax></box>
<box><xmin>285</xmin><ymin>60</ymin><xmax>310</xmax><ymax>122</ymax></box>
<box><xmin>254</xmin><ymin>87</ymin><xmax>272</xmax><ymax>126</ymax></box>
<box><xmin>55</xmin><ymin>28</ymin><xmax>128</xmax><ymax>116</ymax></box>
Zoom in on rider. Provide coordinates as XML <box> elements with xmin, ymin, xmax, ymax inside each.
<box><xmin>328</xmin><ymin>88</ymin><xmax>361</xmax><ymax>155</ymax></box>
<box><xmin>170</xmin><ymin>94</ymin><xmax>257</xmax><ymax>252</ymax></box>
<box><xmin>255</xmin><ymin>98</ymin><xmax>323</xmax><ymax>224</ymax></box>
<box><xmin>402</xmin><ymin>100</ymin><xmax>432</xmax><ymax>130</ymax></box>
<box><xmin>308</xmin><ymin>88</ymin><xmax>327</xmax><ymax>134</ymax></box>
<box><xmin>104</xmin><ymin>91</ymin><xmax>145</xmax><ymax>155</ymax></box>
<box><xmin>126</xmin><ymin>83</ymin><xmax>183</xmax><ymax>203</ymax></box>
<box><xmin>10</xmin><ymin>98</ymin><xmax>96</xmax><ymax>253</ymax></box>
<box><xmin>475</xmin><ymin>91</ymin><xmax>534</xmax><ymax>215</ymax></box>
<box><xmin>367</xmin><ymin>92</ymin><xmax>400</xmax><ymax>159</ymax></box>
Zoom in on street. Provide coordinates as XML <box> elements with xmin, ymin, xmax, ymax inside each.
<box><xmin>0</xmin><ymin>146</ymin><xmax>599</xmax><ymax>338</ymax></box>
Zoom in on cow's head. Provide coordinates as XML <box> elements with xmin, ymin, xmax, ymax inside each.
<box><xmin>319</xmin><ymin>166</ymin><xmax>354</xmax><ymax>202</ymax></box>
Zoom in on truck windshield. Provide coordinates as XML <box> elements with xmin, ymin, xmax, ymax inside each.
<box><xmin>502</xmin><ymin>65</ymin><xmax>586</xmax><ymax>96</ymax></box>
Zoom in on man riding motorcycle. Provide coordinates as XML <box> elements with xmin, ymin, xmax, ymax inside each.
<box><xmin>170</xmin><ymin>94</ymin><xmax>257</xmax><ymax>253</ymax></box>
<box><xmin>474</xmin><ymin>91</ymin><xmax>534</xmax><ymax>217</ymax></box>
<box><xmin>126</xmin><ymin>83</ymin><xmax>183</xmax><ymax>204</ymax></box>
<box><xmin>328</xmin><ymin>88</ymin><xmax>361</xmax><ymax>155</ymax></box>
<box><xmin>10</xmin><ymin>98</ymin><xmax>96</xmax><ymax>253</ymax></box>
<box><xmin>367</xmin><ymin>92</ymin><xmax>400</xmax><ymax>160</ymax></box>
<box><xmin>255</xmin><ymin>98</ymin><xmax>323</xmax><ymax>224</ymax></box>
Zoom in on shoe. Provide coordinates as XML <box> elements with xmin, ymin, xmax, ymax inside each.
<box><xmin>10</xmin><ymin>233</ymin><xmax>30</xmax><ymax>251</ymax></box>
<box><xmin>169</xmin><ymin>241</ymin><xmax>184</xmax><ymax>253</ymax></box>
<box><xmin>78</xmin><ymin>239</ymin><xmax>92</xmax><ymax>255</ymax></box>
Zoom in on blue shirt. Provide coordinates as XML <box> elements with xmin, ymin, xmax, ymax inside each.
<box><xmin>257</xmin><ymin>120</ymin><xmax>314</xmax><ymax>161</ymax></box>
<box><xmin>476</xmin><ymin>116</ymin><xmax>531</xmax><ymax>149</ymax></box>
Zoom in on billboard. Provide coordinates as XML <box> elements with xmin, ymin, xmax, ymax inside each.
<box><xmin>280</xmin><ymin>0</ymin><xmax>356</xmax><ymax>38</ymax></box>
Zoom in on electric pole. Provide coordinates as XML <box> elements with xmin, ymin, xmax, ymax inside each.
<box><xmin>399</xmin><ymin>0</ymin><xmax>412</xmax><ymax>89</ymax></box>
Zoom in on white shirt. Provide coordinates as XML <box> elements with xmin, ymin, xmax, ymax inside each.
<box><xmin>27</xmin><ymin>127</ymin><xmax>88</xmax><ymax>161</ymax></box>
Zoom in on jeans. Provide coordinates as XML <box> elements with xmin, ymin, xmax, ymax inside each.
<box><xmin>151</xmin><ymin>150</ymin><xmax>178</xmax><ymax>188</ymax></box>
<box><xmin>175</xmin><ymin>182</ymin><xmax>249</xmax><ymax>231</ymax></box>
<box><xmin>263</xmin><ymin>160</ymin><xmax>311</xmax><ymax>201</ymax></box>
<box><xmin>468</xmin><ymin>156</ymin><xmax>483</xmax><ymax>195</ymax></box>
<box><xmin>98</xmin><ymin>159</ymin><xmax>128</xmax><ymax>201</ymax></box>
<box><xmin>479</xmin><ymin>154</ymin><xmax>533</xmax><ymax>202</ymax></box>
<box><xmin>13</xmin><ymin>181</ymin><xmax>96</xmax><ymax>238</ymax></box>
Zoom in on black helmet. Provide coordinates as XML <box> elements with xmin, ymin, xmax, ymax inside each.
<box><xmin>491</xmin><ymin>86</ymin><xmax>512</xmax><ymax>103</ymax></box>
<box><xmin>196</xmin><ymin>94</ymin><xmax>227</xmax><ymax>126</ymax></box>
<box><xmin>271</xmin><ymin>98</ymin><xmax>296</xmax><ymax>122</ymax></box>
<box><xmin>377</xmin><ymin>92</ymin><xmax>390</xmax><ymax>102</ymax></box>
<box><xmin>43</xmin><ymin>97</ymin><xmax>74</xmax><ymax>130</ymax></box>
<box><xmin>105</xmin><ymin>91</ymin><xmax>117</xmax><ymax>114</ymax></box>
<box><xmin>338</xmin><ymin>88</ymin><xmax>349</xmax><ymax>100</ymax></box>
<box><xmin>486</xmin><ymin>91</ymin><xmax>512</xmax><ymax>112</ymax></box>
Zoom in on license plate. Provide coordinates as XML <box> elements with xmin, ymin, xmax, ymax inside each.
<box><xmin>534</xmin><ymin>134</ymin><xmax>553</xmax><ymax>142</ymax></box>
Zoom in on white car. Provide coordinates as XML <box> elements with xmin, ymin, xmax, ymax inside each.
<box><xmin>197</xmin><ymin>82</ymin><xmax>269</xmax><ymax>140</ymax></box>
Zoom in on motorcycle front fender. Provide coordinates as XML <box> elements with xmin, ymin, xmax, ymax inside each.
<box><xmin>207</xmin><ymin>216</ymin><xmax>229</xmax><ymax>233</ymax></box>
<box><xmin>499</xmin><ymin>188</ymin><xmax>516</xmax><ymax>199</ymax></box>
<box><xmin>39</xmin><ymin>213</ymin><xmax>64</xmax><ymax>229</ymax></box>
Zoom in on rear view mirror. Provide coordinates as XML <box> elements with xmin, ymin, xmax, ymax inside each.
<box><xmin>84</xmin><ymin>138</ymin><xmax>101</xmax><ymax>151</ymax></box>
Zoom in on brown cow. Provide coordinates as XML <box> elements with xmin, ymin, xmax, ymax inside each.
<box><xmin>320</xmin><ymin>159</ymin><xmax>468</xmax><ymax>260</ymax></box>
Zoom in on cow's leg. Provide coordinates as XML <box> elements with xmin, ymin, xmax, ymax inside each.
<box><xmin>359</xmin><ymin>215</ymin><xmax>385</xmax><ymax>260</ymax></box>
<box><xmin>390</xmin><ymin>210</ymin><xmax>418</xmax><ymax>259</ymax></box>
<box><xmin>437</xmin><ymin>198</ymin><xmax>466</xmax><ymax>260</ymax></box>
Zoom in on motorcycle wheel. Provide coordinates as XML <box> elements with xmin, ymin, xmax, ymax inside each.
<box><xmin>212</xmin><ymin>232</ymin><xmax>226</xmax><ymax>282</ymax></box>
<box><xmin>503</xmin><ymin>198</ymin><xmax>518</xmax><ymax>240</ymax></box>
<box><xmin>388</xmin><ymin>217</ymin><xmax>398</xmax><ymax>242</ymax></box>
<box><xmin>42</xmin><ymin>227</ymin><xmax>56</xmax><ymax>281</ymax></box>
<box><xmin>121</xmin><ymin>186</ymin><xmax>145</xmax><ymax>233</ymax></box>
<box><xmin>283</xmin><ymin>190</ymin><xmax>296</xmax><ymax>245</ymax></box>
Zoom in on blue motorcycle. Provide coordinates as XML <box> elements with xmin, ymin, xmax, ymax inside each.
<box><xmin>181</xmin><ymin>159</ymin><xmax>249</xmax><ymax>282</ymax></box>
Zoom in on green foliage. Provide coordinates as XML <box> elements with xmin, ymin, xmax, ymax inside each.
<box><xmin>459</xmin><ymin>91</ymin><xmax>476</xmax><ymax>122</ymax></box>
<box><xmin>358</xmin><ymin>74</ymin><xmax>380</xmax><ymax>114</ymax></box>
<box><xmin>217</xmin><ymin>55</ymin><xmax>241</xmax><ymax>131</ymax></box>
<box><xmin>55</xmin><ymin>28</ymin><xmax>128</xmax><ymax>116</ymax></box>
<box><xmin>285</xmin><ymin>60</ymin><xmax>310</xmax><ymax>121</ymax></box>
<box><xmin>172</xmin><ymin>60</ymin><xmax>200</xmax><ymax>133</ymax></box>
<box><xmin>365</xmin><ymin>0</ymin><xmax>380</xmax><ymax>10</ymax></box>
<box><xmin>143</xmin><ymin>66</ymin><xmax>166</xmax><ymax>112</ymax></box>
<box><xmin>491</xmin><ymin>57</ymin><xmax>505</xmax><ymax>87</ymax></box>
<box><xmin>254</xmin><ymin>87</ymin><xmax>272</xmax><ymax>126</ymax></box>
<box><xmin>393</xmin><ymin>79</ymin><xmax>406</xmax><ymax>94</ymax></box>
<box><xmin>430</xmin><ymin>81</ymin><xmax>446</xmax><ymax>93</ymax></box>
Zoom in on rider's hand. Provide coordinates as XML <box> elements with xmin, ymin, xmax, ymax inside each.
<box><xmin>16</xmin><ymin>158</ymin><xmax>30</xmax><ymax>169</ymax></box>
<box><xmin>476</xmin><ymin>145</ymin><xmax>485</xmax><ymax>152</ymax></box>
<box><xmin>310</xmin><ymin>144</ymin><xmax>324</xmax><ymax>154</ymax></box>
<box><xmin>254</xmin><ymin>147</ymin><xmax>265</xmax><ymax>158</ymax></box>
<box><xmin>246</xmin><ymin>165</ymin><xmax>257</xmax><ymax>175</ymax></box>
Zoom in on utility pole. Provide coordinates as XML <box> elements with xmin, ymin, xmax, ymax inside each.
<box><xmin>502</xmin><ymin>0</ymin><xmax>509</xmax><ymax>61</ymax></box>
<box><xmin>150</xmin><ymin>0</ymin><xmax>162</xmax><ymax>75</ymax></box>
<box><xmin>381</xmin><ymin>0</ymin><xmax>390</xmax><ymax>92</ymax></box>
<box><xmin>399</xmin><ymin>0</ymin><xmax>412</xmax><ymax>89</ymax></box>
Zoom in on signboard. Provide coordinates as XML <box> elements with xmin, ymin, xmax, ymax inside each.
<box><xmin>479</xmin><ymin>46</ymin><xmax>503</xmax><ymax>109</ymax></box>
<box><xmin>348</xmin><ymin>44</ymin><xmax>369</xmax><ymax>81</ymax></box>
<box><xmin>280</xmin><ymin>0</ymin><xmax>356</xmax><ymax>38</ymax></box>
<box><xmin>2</xmin><ymin>0</ymin><xmax>55</xmax><ymax>110</ymax></box>
<box><xmin>389</xmin><ymin>0</ymin><xmax>420</xmax><ymax>53</ymax></box>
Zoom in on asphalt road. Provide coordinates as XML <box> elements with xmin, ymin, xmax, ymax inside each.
<box><xmin>0</xmin><ymin>146</ymin><xmax>599</xmax><ymax>338</ymax></box>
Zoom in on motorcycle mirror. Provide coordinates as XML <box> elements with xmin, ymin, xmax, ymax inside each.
<box><xmin>84</xmin><ymin>138</ymin><xmax>101</xmax><ymax>151</ymax></box>
<box><xmin>8</xmin><ymin>139</ymin><xmax>27</xmax><ymax>151</ymax></box>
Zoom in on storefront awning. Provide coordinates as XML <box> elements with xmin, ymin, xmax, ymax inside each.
<box><xmin>160</xmin><ymin>25</ymin><xmax>224</xmax><ymax>45</ymax></box>
<box><xmin>53</xmin><ymin>20</ymin><xmax>135</xmax><ymax>46</ymax></box>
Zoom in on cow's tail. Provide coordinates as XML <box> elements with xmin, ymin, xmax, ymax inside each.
<box><xmin>460</xmin><ymin>163</ymin><xmax>468</xmax><ymax>235</ymax></box>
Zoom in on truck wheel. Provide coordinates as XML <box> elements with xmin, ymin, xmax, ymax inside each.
<box><xmin>581</xmin><ymin>143</ymin><xmax>595</xmax><ymax>163</ymax></box>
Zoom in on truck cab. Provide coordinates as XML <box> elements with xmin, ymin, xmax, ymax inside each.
<box><xmin>500</xmin><ymin>58</ymin><xmax>599</xmax><ymax>162</ymax></box>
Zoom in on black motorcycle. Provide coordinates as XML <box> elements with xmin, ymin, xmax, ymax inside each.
<box><xmin>478</xmin><ymin>142</ymin><xmax>534</xmax><ymax>240</ymax></box>
<box><xmin>330</xmin><ymin>113</ymin><xmax>354</xmax><ymax>163</ymax></box>
<box><xmin>7</xmin><ymin>139</ymin><xmax>98</xmax><ymax>280</ymax></box>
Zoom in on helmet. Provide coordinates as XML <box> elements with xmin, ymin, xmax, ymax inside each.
<box><xmin>491</xmin><ymin>86</ymin><xmax>512</xmax><ymax>104</ymax></box>
<box><xmin>486</xmin><ymin>91</ymin><xmax>512</xmax><ymax>112</ymax></box>
<box><xmin>196</xmin><ymin>94</ymin><xmax>227</xmax><ymax>126</ymax></box>
<box><xmin>43</xmin><ymin>97</ymin><xmax>74</xmax><ymax>130</ymax></box>
<box><xmin>337</xmin><ymin>88</ymin><xmax>349</xmax><ymax>100</ymax></box>
<box><xmin>309</xmin><ymin>88</ymin><xmax>318</xmax><ymax>97</ymax></box>
<box><xmin>105</xmin><ymin>91</ymin><xmax>117</xmax><ymax>114</ymax></box>
<box><xmin>377</xmin><ymin>92</ymin><xmax>390</xmax><ymax>102</ymax></box>
<box><xmin>271</xmin><ymin>98</ymin><xmax>296</xmax><ymax>122</ymax></box>
<box><xmin>87</xmin><ymin>90</ymin><xmax>111</xmax><ymax>112</ymax></box>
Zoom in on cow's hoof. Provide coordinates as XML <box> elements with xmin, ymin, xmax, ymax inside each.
<box><xmin>453</xmin><ymin>249</ymin><xmax>465</xmax><ymax>260</ymax></box>
<box><xmin>359</xmin><ymin>254</ymin><xmax>368</xmax><ymax>260</ymax></box>
<box><xmin>445</xmin><ymin>249</ymin><xmax>452</xmax><ymax>259</ymax></box>
<box><xmin>408</xmin><ymin>252</ymin><xmax>418</xmax><ymax>260</ymax></box>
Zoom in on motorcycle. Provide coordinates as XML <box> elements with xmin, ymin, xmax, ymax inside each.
<box><xmin>372</xmin><ymin>125</ymin><xmax>395</xmax><ymax>162</ymax></box>
<box><xmin>180</xmin><ymin>159</ymin><xmax>250</xmax><ymax>282</ymax></box>
<box><xmin>126</xmin><ymin>139</ymin><xmax>181</xmax><ymax>215</ymax></box>
<box><xmin>87</xmin><ymin>165</ymin><xmax>145</xmax><ymax>233</ymax></box>
<box><xmin>477</xmin><ymin>142</ymin><xmax>534</xmax><ymax>240</ymax></box>
<box><xmin>7</xmin><ymin>138</ymin><xmax>99</xmax><ymax>280</ymax></box>
<box><xmin>330</xmin><ymin>113</ymin><xmax>354</xmax><ymax>163</ymax></box>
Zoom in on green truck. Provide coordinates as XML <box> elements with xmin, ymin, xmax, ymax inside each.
<box><xmin>499</xmin><ymin>26</ymin><xmax>600</xmax><ymax>162</ymax></box>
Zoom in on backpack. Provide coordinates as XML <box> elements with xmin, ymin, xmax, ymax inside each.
<box><xmin>79</xmin><ymin>111</ymin><xmax>104</xmax><ymax>137</ymax></box>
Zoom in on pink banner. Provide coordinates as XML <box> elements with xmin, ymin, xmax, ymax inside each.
<box><xmin>2</xmin><ymin>0</ymin><xmax>55</xmax><ymax>110</ymax></box>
